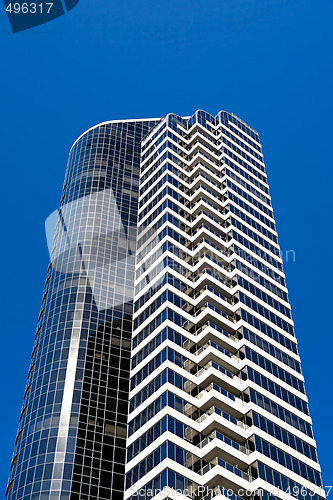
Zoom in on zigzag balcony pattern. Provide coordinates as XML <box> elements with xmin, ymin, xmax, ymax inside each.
<box><xmin>125</xmin><ymin>111</ymin><xmax>324</xmax><ymax>500</ymax></box>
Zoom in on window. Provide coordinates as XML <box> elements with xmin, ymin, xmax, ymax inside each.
<box><xmin>20</xmin><ymin>406</ymin><xmax>27</xmax><ymax>420</ymax></box>
<box><xmin>6</xmin><ymin>480</ymin><xmax>14</xmax><ymax>495</ymax></box>
<box><xmin>15</xmin><ymin>430</ymin><xmax>23</xmax><ymax>444</ymax></box>
<box><xmin>10</xmin><ymin>453</ymin><xmax>19</xmax><ymax>469</ymax></box>
<box><xmin>24</xmin><ymin>384</ymin><xmax>32</xmax><ymax>398</ymax></box>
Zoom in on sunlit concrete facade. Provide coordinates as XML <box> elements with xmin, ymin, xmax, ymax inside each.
<box><xmin>126</xmin><ymin>111</ymin><xmax>324</xmax><ymax>500</ymax></box>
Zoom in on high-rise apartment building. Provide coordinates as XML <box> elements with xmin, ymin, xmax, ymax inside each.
<box><xmin>6</xmin><ymin>111</ymin><xmax>325</xmax><ymax>500</ymax></box>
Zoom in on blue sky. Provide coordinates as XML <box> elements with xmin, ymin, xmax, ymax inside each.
<box><xmin>0</xmin><ymin>0</ymin><xmax>332</xmax><ymax>494</ymax></box>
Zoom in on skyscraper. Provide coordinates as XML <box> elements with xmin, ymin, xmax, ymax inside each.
<box><xmin>5</xmin><ymin>118</ymin><xmax>160</xmax><ymax>500</ymax></box>
<box><xmin>6</xmin><ymin>111</ymin><xmax>325</xmax><ymax>500</ymax></box>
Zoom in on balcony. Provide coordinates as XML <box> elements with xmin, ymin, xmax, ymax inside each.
<box><xmin>187</xmin><ymin>182</ymin><xmax>224</xmax><ymax>203</ymax></box>
<box><xmin>196</xmin><ymin>382</ymin><xmax>244</xmax><ymax>406</ymax></box>
<box><xmin>184</xmin><ymin>320</ymin><xmax>241</xmax><ymax>342</ymax></box>
<box><xmin>186</xmin><ymin>236</ymin><xmax>232</xmax><ymax>256</ymax></box>
<box><xmin>193</xmin><ymin>268</ymin><xmax>236</xmax><ymax>289</ymax></box>
<box><xmin>190</xmin><ymin>340</ymin><xmax>234</xmax><ymax>359</ymax></box>
<box><xmin>194</xmin><ymin>360</ymin><xmax>242</xmax><ymax>382</ymax></box>
<box><xmin>195</xmin><ymin>430</ymin><xmax>252</xmax><ymax>456</ymax></box>
<box><xmin>191</xmin><ymin>285</ymin><xmax>239</xmax><ymax>306</ymax></box>
<box><xmin>198</xmin><ymin>457</ymin><xmax>256</xmax><ymax>483</ymax></box>
<box><xmin>183</xmin><ymin>404</ymin><xmax>249</xmax><ymax>444</ymax></box>
<box><xmin>193</xmin><ymin>405</ymin><xmax>247</xmax><ymax>430</ymax></box>
<box><xmin>188</xmin><ymin>222</ymin><xmax>232</xmax><ymax>244</ymax></box>
<box><xmin>192</xmin><ymin>302</ymin><xmax>241</xmax><ymax>325</ymax></box>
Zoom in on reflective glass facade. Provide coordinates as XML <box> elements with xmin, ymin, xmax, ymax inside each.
<box><xmin>7</xmin><ymin>111</ymin><xmax>324</xmax><ymax>500</ymax></box>
<box><xmin>6</xmin><ymin>118</ymin><xmax>159</xmax><ymax>500</ymax></box>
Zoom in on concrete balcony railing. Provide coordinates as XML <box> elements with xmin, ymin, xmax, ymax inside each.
<box><xmin>192</xmin><ymin>302</ymin><xmax>241</xmax><ymax>324</ymax></box>
<box><xmin>185</xmin><ymin>210</ymin><xmax>231</xmax><ymax>230</ymax></box>
<box><xmin>181</xmin><ymin>268</ymin><xmax>236</xmax><ymax>291</ymax></box>
<box><xmin>189</xmin><ymin>223</ymin><xmax>232</xmax><ymax>245</ymax></box>
<box><xmin>184</xmin><ymin>236</ymin><xmax>232</xmax><ymax>257</ymax></box>
<box><xmin>182</xmin><ymin>253</ymin><xmax>234</xmax><ymax>275</ymax></box>
<box><xmin>187</xmin><ymin>161</ymin><xmax>221</xmax><ymax>180</ymax></box>
<box><xmin>185</xmin><ymin>213</ymin><xmax>231</xmax><ymax>235</ymax></box>
<box><xmin>195</xmin><ymin>383</ymin><xmax>242</xmax><ymax>404</ymax></box>
<box><xmin>188</xmin><ymin>161</ymin><xmax>223</xmax><ymax>178</ymax></box>
<box><xmin>183</xmin><ymin>320</ymin><xmax>241</xmax><ymax>342</ymax></box>
<box><xmin>197</xmin><ymin>457</ymin><xmax>255</xmax><ymax>482</ymax></box>
<box><xmin>195</xmin><ymin>430</ymin><xmax>252</xmax><ymax>456</ymax></box>
<box><xmin>183</xmin><ymin>197</ymin><xmax>228</xmax><ymax>217</ymax></box>
<box><xmin>186</xmin><ymin>182</ymin><xmax>224</xmax><ymax>203</ymax></box>
<box><xmin>192</xmin><ymin>405</ymin><xmax>248</xmax><ymax>430</ymax></box>
<box><xmin>191</xmin><ymin>285</ymin><xmax>239</xmax><ymax>306</ymax></box>
<box><xmin>187</xmin><ymin>341</ymin><xmax>241</xmax><ymax>365</ymax></box>
<box><xmin>190</xmin><ymin>341</ymin><xmax>233</xmax><ymax>359</ymax></box>
<box><xmin>194</xmin><ymin>360</ymin><xmax>240</xmax><ymax>381</ymax></box>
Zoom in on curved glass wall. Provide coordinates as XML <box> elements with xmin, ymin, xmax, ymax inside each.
<box><xmin>6</xmin><ymin>119</ymin><xmax>158</xmax><ymax>500</ymax></box>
